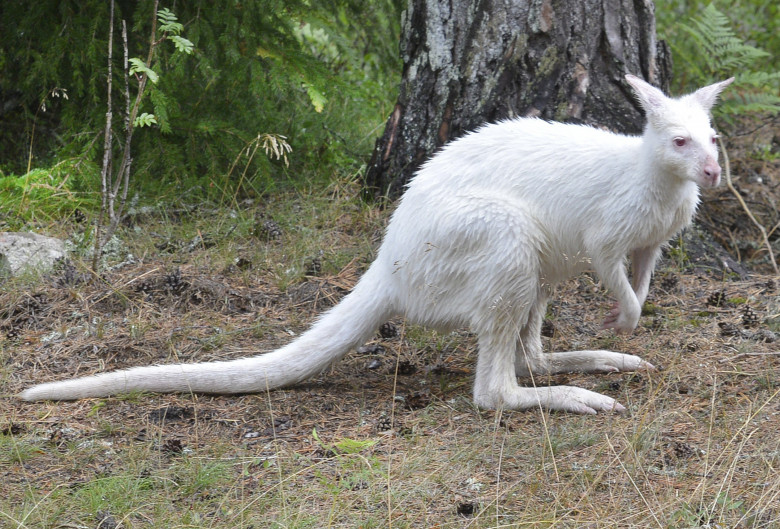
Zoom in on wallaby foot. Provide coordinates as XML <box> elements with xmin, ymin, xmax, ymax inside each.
<box><xmin>515</xmin><ymin>349</ymin><xmax>655</xmax><ymax>377</ymax></box>
<box><xmin>474</xmin><ymin>383</ymin><xmax>625</xmax><ymax>415</ymax></box>
<box><xmin>548</xmin><ymin>350</ymin><xmax>652</xmax><ymax>375</ymax></box>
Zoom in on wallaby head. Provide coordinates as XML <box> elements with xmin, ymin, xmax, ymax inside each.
<box><xmin>625</xmin><ymin>74</ymin><xmax>734</xmax><ymax>189</ymax></box>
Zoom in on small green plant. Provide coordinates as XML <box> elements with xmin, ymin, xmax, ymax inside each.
<box><xmin>0</xmin><ymin>435</ymin><xmax>42</xmax><ymax>465</ymax></box>
<box><xmin>311</xmin><ymin>427</ymin><xmax>377</xmax><ymax>456</ymax></box>
<box><xmin>74</xmin><ymin>474</ymin><xmax>157</xmax><ymax>514</ymax></box>
<box><xmin>311</xmin><ymin>428</ymin><xmax>381</xmax><ymax>495</ymax></box>
<box><xmin>666</xmin><ymin>238</ymin><xmax>692</xmax><ymax>271</ymax></box>
<box><xmin>93</xmin><ymin>1</ymin><xmax>194</xmax><ymax>271</ymax></box>
<box><xmin>669</xmin><ymin>492</ymin><xmax>746</xmax><ymax>528</ymax></box>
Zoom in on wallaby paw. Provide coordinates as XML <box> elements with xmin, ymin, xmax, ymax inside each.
<box><xmin>477</xmin><ymin>385</ymin><xmax>627</xmax><ymax>415</ymax></box>
<box><xmin>544</xmin><ymin>386</ymin><xmax>626</xmax><ymax>415</ymax></box>
<box><xmin>595</xmin><ymin>352</ymin><xmax>655</xmax><ymax>373</ymax></box>
<box><xmin>601</xmin><ymin>303</ymin><xmax>638</xmax><ymax>334</ymax></box>
<box><xmin>549</xmin><ymin>350</ymin><xmax>655</xmax><ymax>375</ymax></box>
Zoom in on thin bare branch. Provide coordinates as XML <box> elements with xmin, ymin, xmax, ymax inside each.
<box><xmin>93</xmin><ymin>0</ymin><xmax>115</xmax><ymax>272</ymax></box>
<box><xmin>718</xmin><ymin>136</ymin><xmax>778</xmax><ymax>274</ymax></box>
<box><xmin>102</xmin><ymin>0</ymin><xmax>160</xmax><ymax>250</ymax></box>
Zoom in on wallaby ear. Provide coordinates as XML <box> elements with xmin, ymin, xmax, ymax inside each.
<box><xmin>693</xmin><ymin>77</ymin><xmax>735</xmax><ymax>111</ymax></box>
<box><xmin>625</xmin><ymin>74</ymin><xmax>668</xmax><ymax>115</ymax></box>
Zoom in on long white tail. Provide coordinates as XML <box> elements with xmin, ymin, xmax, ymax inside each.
<box><xmin>20</xmin><ymin>265</ymin><xmax>393</xmax><ymax>401</ymax></box>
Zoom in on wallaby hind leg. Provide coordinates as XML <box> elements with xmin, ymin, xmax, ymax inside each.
<box><xmin>475</xmin><ymin>329</ymin><xmax>626</xmax><ymax>414</ymax></box>
<box><xmin>513</xmin><ymin>291</ymin><xmax>654</xmax><ymax>377</ymax></box>
<box><xmin>513</xmin><ymin>291</ymin><xmax>548</xmax><ymax>377</ymax></box>
<box><xmin>474</xmin><ymin>298</ymin><xmax>625</xmax><ymax>414</ymax></box>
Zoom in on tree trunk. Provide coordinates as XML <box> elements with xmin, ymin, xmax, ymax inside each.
<box><xmin>365</xmin><ymin>0</ymin><xmax>672</xmax><ymax>198</ymax></box>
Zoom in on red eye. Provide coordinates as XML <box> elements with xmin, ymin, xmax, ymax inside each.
<box><xmin>674</xmin><ymin>137</ymin><xmax>686</xmax><ymax>147</ymax></box>
<box><xmin>711</xmin><ymin>135</ymin><xmax>719</xmax><ymax>145</ymax></box>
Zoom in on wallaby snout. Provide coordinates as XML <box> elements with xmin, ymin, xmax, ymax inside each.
<box><xmin>702</xmin><ymin>158</ymin><xmax>722</xmax><ymax>187</ymax></box>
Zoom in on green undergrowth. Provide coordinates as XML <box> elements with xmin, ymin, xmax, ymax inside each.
<box><xmin>0</xmin><ymin>158</ymin><xmax>100</xmax><ymax>229</ymax></box>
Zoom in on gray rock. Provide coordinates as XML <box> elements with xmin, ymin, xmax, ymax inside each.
<box><xmin>0</xmin><ymin>232</ymin><xmax>66</xmax><ymax>276</ymax></box>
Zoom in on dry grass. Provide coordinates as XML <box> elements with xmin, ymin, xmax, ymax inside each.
<box><xmin>1</xmin><ymin>178</ymin><xmax>779</xmax><ymax>528</ymax></box>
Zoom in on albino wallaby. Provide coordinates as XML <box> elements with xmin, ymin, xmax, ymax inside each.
<box><xmin>21</xmin><ymin>74</ymin><xmax>733</xmax><ymax>414</ymax></box>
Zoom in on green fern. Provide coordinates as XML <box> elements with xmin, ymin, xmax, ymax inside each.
<box><xmin>672</xmin><ymin>3</ymin><xmax>779</xmax><ymax>119</ymax></box>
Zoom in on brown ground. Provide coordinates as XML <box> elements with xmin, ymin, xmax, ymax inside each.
<box><xmin>2</xmin><ymin>239</ymin><xmax>778</xmax><ymax>525</ymax></box>
<box><xmin>1</xmin><ymin>141</ymin><xmax>778</xmax><ymax>526</ymax></box>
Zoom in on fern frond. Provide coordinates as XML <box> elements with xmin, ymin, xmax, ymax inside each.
<box><xmin>680</xmin><ymin>4</ymin><xmax>769</xmax><ymax>77</ymax></box>
<box><xmin>736</xmin><ymin>71</ymin><xmax>780</xmax><ymax>87</ymax></box>
<box><xmin>722</xmin><ymin>92</ymin><xmax>780</xmax><ymax>115</ymax></box>
<box><xmin>672</xmin><ymin>3</ymin><xmax>779</xmax><ymax>119</ymax></box>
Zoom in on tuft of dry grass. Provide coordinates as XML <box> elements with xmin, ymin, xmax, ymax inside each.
<box><xmin>1</xmin><ymin>177</ymin><xmax>779</xmax><ymax>528</ymax></box>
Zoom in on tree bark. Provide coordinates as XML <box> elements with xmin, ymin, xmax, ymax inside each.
<box><xmin>365</xmin><ymin>0</ymin><xmax>672</xmax><ymax>198</ymax></box>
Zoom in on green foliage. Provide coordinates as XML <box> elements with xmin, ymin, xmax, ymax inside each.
<box><xmin>312</xmin><ymin>427</ymin><xmax>378</xmax><ymax>455</ymax></box>
<box><xmin>0</xmin><ymin>158</ymin><xmax>99</xmax><ymax>227</ymax></box>
<box><xmin>155</xmin><ymin>8</ymin><xmax>193</xmax><ymax>55</ymax></box>
<box><xmin>133</xmin><ymin>112</ymin><xmax>157</xmax><ymax>128</ymax></box>
<box><xmin>156</xmin><ymin>7</ymin><xmax>183</xmax><ymax>35</ymax></box>
<box><xmin>656</xmin><ymin>2</ymin><xmax>779</xmax><ymax>123</ymax></box>
<box><xmin>0</xmin><ymin>0</ymin><xmax>402</xmax><ymax>216</ymax></box>
<box><xmin>669</xmin><ymin>492</ymin><xmax>746</xmax><ymax>528</ymax></box>
<box><xmin>129</xmin><ymin>58</ymin><xmax>159</xmax><ymax>84</ymax></box>
<box><xmin>168</xmin><ymin>35</ymin><xmax>194</xmax><ymax>55</ymax></box>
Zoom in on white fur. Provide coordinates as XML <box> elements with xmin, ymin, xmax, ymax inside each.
<box><xmin>20</xmin><ymin>75</ymin><xmax>733</xmax><ymax>413</ymax></box>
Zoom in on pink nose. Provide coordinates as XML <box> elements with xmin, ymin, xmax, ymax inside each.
<box><xmin>703</xmin><ymin>161</ymin><xmax>721</xmax><ymax>186</ymax></box>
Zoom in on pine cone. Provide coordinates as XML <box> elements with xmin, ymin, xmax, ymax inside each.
<box><xmin>135</xmin><ymin>279</ymin><xmax>154</xmax><ymax>295</ymax></box>
<box><xmin>742</xmin><ymin>305</ymin><xmax>759</xmax><ymax>327</ymax></box>
<box><xmin>55</xmin><ymin>260</ymin><xmax>84</xmax><ymax>288</ymax></box>
<box><xmin>306</xmin><ymin>255</ymin><xmax>322</xmax><ymax>275</ymax></box>
<box><xmin>234</xmin><ymin>257</ymin><xmax>252</xmax><ymax>270</ymax></box>
<box><xmin>397</xmin><ymin>360</ymin><xmax>416</xmax><ymax>376</ymax></box>
<box><xmin>540</xmin><ymin>319</ymin><xmax>555</xmax><ymax>337</ymax></box>
<box><xmin>706</xmin><ymin>290</ymin><xmax>726</xmax><ymax>307</ymax></box>
<box><xmin>73</xmin><ymin>208</ymin><xmax>87</xmax><ymax>224</ymax></box>
<box><xmin>718</xmin><ymin>321</ymin><xmax>742</xmax><ymax>337</ymax></box>
<box><xmin>659</xmin><ymin>274</ymin><xmax>679</xmax><ymax>292</ymax></box>
<box><xmin>163</xmin><ymin>268</ymin><xmax>186</xmax><ymax>293</ymax></box>
<box><xmin>376</xmin><ymin>416</ymin><xmax>393</xmax><ymax>431</ymax></box>
<box><xmin>6</xmin><ymin>326</ymin><xmax>21</xmax><ymax>340</ymax></box>
<box><xmin>379</xmin><ymin>322</ymin><xmax>398</xmax><ymax>338</ymax></box>
<box><xmin>257</xmin><ymin>219</ymin><xmax>282</xmax><ymax>240</ymax></box>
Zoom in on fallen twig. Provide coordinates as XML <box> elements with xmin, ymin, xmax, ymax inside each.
<box><xmin>718</xmin><ymin>136</ymin><xmax>778</xmax><ymax>274</ymax></box>
<box><xmin>719</xmin><ymin>351</ymin><xmax>780</xmax><ymax>363</ymax></box>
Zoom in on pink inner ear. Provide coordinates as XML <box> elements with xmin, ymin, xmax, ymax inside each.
<box><xmin>626</xmin><ymin>75</ymin><xmax>668</xmax><ymax>113</ymax></box>
<box><xmin>693</xmin><ymin>78</ymin><xmax>735</xmax><ymax>110</ymax></box>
